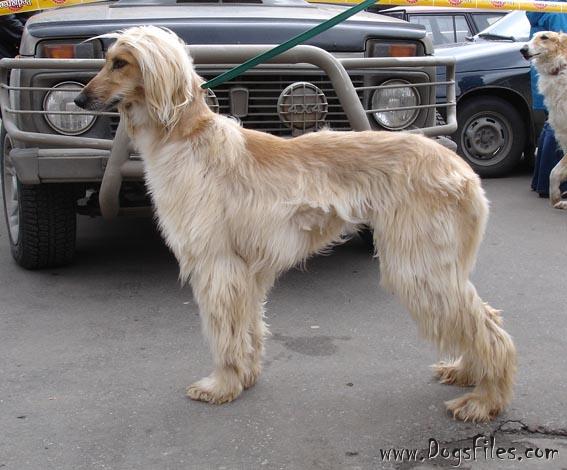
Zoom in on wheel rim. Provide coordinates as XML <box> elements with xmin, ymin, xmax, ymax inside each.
<box><xmin>2</xmin><ymin>133</ymin><xmax>19</xmax><ymax>244</ymax></box>
<box><xmin>460</xmin><ymin>111</ymin><xmax>513</xmax><ymax>167</ymax></box>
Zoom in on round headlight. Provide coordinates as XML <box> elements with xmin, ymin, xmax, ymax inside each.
<box><xmin>43</xmin><ymin>82</ymin><xmax>96</xmax><ymax>135</ymax></box>
<box><xmin>371</xmin><ymin>80</ymin><xmax>420</xmax><ymax>130</ymax></box>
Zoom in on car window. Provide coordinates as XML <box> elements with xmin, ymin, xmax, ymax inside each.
<box><xmin>471</xmin><ymin>13</ymin><xmax>505</xmax><ymax>32</ymax></box>
<box><xmin>454</xmin><ymin>15</ymin><xmax>472</xmax><ymax>42</ymax></box>
<box><xmin>408</xmin><ymin>15</ymin><xmax>471</xmax><ymax>45</ymax></box>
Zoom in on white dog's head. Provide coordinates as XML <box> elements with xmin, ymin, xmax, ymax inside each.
<box><xmin>75</xmin><ymin>26</ymin><xmax>204</xmax><ymax>130</ymax></box>
<box><xmin>521</xmin><ymin>31</ymin><xmax>567</xmax><ymax>75</ymax></box>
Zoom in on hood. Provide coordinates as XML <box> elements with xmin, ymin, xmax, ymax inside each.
<box><xmin>434</xmin><ymin>39</ymin><xmax>529</xmax><ymax>73</ymax></box>
<box><xmin>24</xmin><ymin>1</ymin><xmax>425</xmax><ymax>54</ymax></box>
<box><xmin>26</xmin><ymin>1</ymin><xmax>409</xmax><ymax>26</ymax></box>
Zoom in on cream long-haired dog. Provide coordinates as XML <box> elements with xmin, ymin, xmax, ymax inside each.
<box><xmin>75</xmin><ymin>26</ymin><xmax>516</xmax><ymax>422</ymax></box>
<box><xmin>522</xmin><ymin>31</ymin><xmax>567</xmax><ymax>209</ymax></box>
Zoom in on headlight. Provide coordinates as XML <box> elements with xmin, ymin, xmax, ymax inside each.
<box><xmin>371</xmin><ymin>80</ymin><xmax>420</xmax><ymax>130</ymax></box>
<box><xmin>43</xmin><ymin>82</ymin><xmax>96</xmax><ymax>135</ymax></box>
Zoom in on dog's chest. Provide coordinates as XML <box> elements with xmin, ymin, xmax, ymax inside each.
<box><xmin>142</xmin><ymin>148</ymin><xmax>222</xmax><ymax>260</ymax></box>
<box><xmin>539</xmin><ymin>76</ymin><xmax>567</xmax><ymax>144</ymax></box>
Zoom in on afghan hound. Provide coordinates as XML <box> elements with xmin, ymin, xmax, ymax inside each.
<box><xmin>75</xmin><ymin>26</ymin><xmax>516</xmax><ymax>422</ymax></box>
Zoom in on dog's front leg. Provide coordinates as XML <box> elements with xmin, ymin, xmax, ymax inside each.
<box><xmin>550</xmin><ymin>155</ymin><xmax>567</xmax><ymax>209</ymax></box>
<box><xmin>186</xmin><ymin>255</ymin><xmax>267</xmax><ymax>404</ymax></box>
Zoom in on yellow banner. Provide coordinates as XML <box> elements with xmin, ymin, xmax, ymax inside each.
<box><xmin>308</xmin><ymin>0</ymin><xmax>567</xmax><ymax>12</ymax></box>
<box><xmin>0</xmin><ymin>0</ymin><xmax>102</xmax><ymax>17</ymax></box>
<box><xmin>3</xmin><ymin>0</ymin><xmax>567</xmax><ymax>17</ymax></box>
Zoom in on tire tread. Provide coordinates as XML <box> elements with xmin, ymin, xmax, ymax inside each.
<box><xmin>12</xmin><ymin>183</ymin><xmax>76</xmax><ymax>270</ymax></box>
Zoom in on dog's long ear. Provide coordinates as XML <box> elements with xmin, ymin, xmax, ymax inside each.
<box><xmin>125</xmin><ymin>27</ymin><xmax>196</xmax><ymax>129</ymax></box>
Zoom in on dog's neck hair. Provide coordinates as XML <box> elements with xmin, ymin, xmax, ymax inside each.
<box><xmin>120</xmin><ymin>90</ymin><xmax>215</xmax><ymax>149</ymax></box>
<box><xmin>120</xmin><ymin>89</ymin><xmax>247</xmax><ymax>176</ymax></box>
<box><xmin>537</xmin><ymin>55</ymin><xmax>567</xmax><ymax>76</ymax></box>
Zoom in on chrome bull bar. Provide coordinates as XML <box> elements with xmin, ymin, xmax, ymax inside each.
<box><xmin>0</xmin><ymin>45</ymin><xmax>456</xmax><ymax>219</ymax></box>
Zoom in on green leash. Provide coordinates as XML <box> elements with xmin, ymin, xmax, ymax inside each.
<box><xmin>201</xmin><ymin>0</ymin><xmax>378</xmax><ymax>89</ymax></box>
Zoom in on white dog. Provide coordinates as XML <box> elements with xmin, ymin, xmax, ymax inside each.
<box><xmin>76</xmin><ymin>26</ymin><xmax>516</xmax><ymax>422</ymax></box>
<box><xmin>522</xmin><ymin>31</ymin><xmax>567</xmax><ymax>209</ymax></box>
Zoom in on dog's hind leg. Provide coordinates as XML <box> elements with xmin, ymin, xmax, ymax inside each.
<box><xmin>432</xmin><ymin>357</ymin><xmax>476</xmax><ymax>387</ymax></box>
<box><xmin>186</xmin><ymin>254</ymin><xmax>266</xmax><ymax>404</ymax></box>
<box><xmin>372</xmin><ymin>193</ymin><xmax>516</xmax><ymax>422</ymax></box>
<box><xmin>443</xmin><ymin>296</ymin><xmax>516</xmax><ymax>422</ymax></box>
<box><xmin>432</xmin><ymin>304</ymin><xmax>504</xmax><ymax>387</ymax></box>
<box><xmin>549</xmin><ymin>154</ymin><xmax>567</xmax><ymax>209</ymax></box>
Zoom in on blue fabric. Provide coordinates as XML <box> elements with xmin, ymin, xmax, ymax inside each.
<box><xmin>527</xmin><ymin>5</ymin><xmax>567</xmax><ymax>110</ymax></box>
<box><xmin>531</xmin><ymin>122</ymin><xmax>567</xmax><ymax>196</ymax></box>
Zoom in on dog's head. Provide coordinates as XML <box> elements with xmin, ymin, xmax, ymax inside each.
<box><xmin>75</xmin><ymin>26</ymin><xmax>202</xmax><ymax>129</ymax></box>
<box><xmin>521</xmin><ymin>31</ymin><xmax>567</xmax><ymax>75</ymax></box>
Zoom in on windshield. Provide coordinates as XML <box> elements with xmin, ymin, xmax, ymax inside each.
<box><xmin>475</xmin><ymin>10</ymin><xmax>530</xmax><ymax>41</ymax></box>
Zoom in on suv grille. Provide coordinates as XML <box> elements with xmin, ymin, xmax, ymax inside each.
<box><xmin>110</xmin><ymin>73</ymin><xmax>364</xmax><ymax>137</ymax></box>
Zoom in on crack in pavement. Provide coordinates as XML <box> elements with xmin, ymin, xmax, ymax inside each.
<box><xmin>495</xmin><ymin>419</ymin><xmax>567</xmax><ymax>438</ymax></box>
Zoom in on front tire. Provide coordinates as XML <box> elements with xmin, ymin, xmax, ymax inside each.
<box><xmin>455</xmin><ymin>96</ymin><xmax>526</xmax><ymax>177</ymax></box>
<box><xmin>1</xmin><ymin>125</ymin><xmax>77</xmax><ymax>269</ymax></box>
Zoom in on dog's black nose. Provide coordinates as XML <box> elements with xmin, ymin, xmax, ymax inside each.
<box><xmin>74</xmin><ymin>92</ymin><xmax>89</xmax><ymax>109</ymax></box>
<box><xmin>520</xmin><ymin>45</ymin><xmax>531</xmax><ymax>60</ymax></box>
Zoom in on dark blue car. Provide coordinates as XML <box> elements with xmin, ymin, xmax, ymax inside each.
<box><xmin>434</xmin><ymin>11</ymin><xmax>540</xmax><ymax>177</ymax></box>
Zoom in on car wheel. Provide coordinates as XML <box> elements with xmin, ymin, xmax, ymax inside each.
<box><xmin>1</xmin><ymin>125</ymin><xmax>77</xmax><ymax>269</ymax></box>
<box><xmin>455</xmin><ymin>96</ymin><xmax>526</xmax><ymax>177</ymax></box>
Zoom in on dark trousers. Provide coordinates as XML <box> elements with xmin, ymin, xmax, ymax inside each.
<box><xmin>532</xmin><ymin>122</ymin><xmax>567</xmax><ymax>197</ymax></box>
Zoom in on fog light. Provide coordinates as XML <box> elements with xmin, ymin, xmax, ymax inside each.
<box><xmin>278</xmin><ymin>82</ymin><xmax>328</xmax><ymax>131</ymax></box>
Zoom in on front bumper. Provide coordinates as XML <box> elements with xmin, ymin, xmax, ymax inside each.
<box><xmin>10</xmin><ymin>148</ymin><xmax>109</xmax><ymax>184</ymax></box>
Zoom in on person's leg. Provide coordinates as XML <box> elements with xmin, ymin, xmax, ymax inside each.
<box><xmin>533</xmin><ymin>123</ymin><xmax>564</xmax><ymax>197</ymax></box>
<box><xmin>532</xmin><ymin>122</ymin><xmax>548</xmax><ymax>192</ymax></box>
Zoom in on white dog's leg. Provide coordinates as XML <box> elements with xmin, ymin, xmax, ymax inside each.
<box><xmin>550</xmin><ymin>155</ymin><xmax>567</xmax><ymax>208</ymax></box>
<box><xmin>186</xmin><ymin>254</ymin><xmax>267</xmax><ymax>404</ymax></box>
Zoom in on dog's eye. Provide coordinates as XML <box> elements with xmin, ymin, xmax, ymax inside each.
<box><xmin>541</xmin><ymin>34</ymin><xmax>549</xmax><ymax>40</ymax></box>
<box><xmin>112</xmin><ymin>59</ymin><xmax>128</xmax><ymax>70</ymax></box>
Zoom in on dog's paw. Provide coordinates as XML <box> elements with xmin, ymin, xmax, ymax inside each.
<box><xmin>553</xmin><ymin>200</ymin><xmax>567</xmax><ymax>210</ymax></box>
<box><xmin>242</xmin><ymin>364</ymin><xmax>261</xmax><ymax>390</ymax></box>
<box><xmin>186</xmin><ymin>375</ymin><xmax>243</xmax><ymax>405</ymax></box>
<box><xmin>431</xmin><ymin>360</ymin><xmax>475</xmax><ymax>387</ymax></box>
<box><xmin>445</xmin><ymin>393</ymin><xmax>500</xmax><ymax>423</ymax></box>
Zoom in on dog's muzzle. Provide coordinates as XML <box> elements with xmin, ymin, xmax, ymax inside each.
<box><xmin>74</xmin><ymin>92</ymin><xmax>121</xmax><ymax>111</ymax></box>
<box><xmin>520</xmin><ymin>45</ymin><xmax>533</xmax><ymax>60</ymax></box>
<box><xmin>74</xmin><ymin>91</ymin><xmax>91</xmax><ymax>109</ymax></box>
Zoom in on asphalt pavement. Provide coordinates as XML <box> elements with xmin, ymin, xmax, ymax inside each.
<box><xmin>1</xmin><ymin>174</ymin><xmax>566</xmax><ymax>470</ymax></box>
